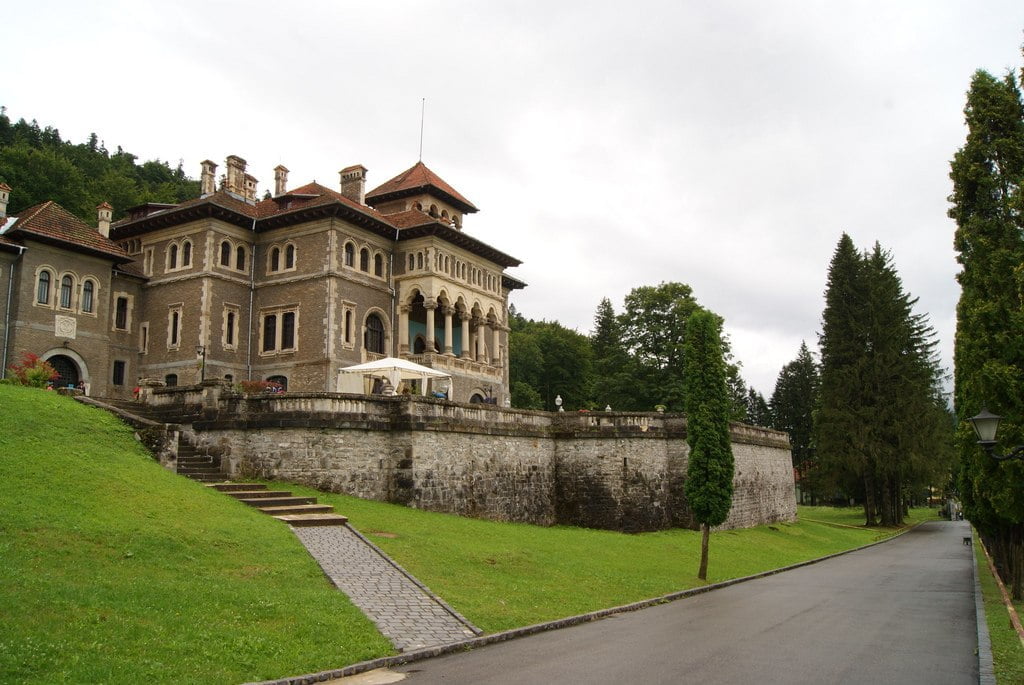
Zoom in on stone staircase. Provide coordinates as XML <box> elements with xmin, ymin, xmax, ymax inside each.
<box><xmin>173</xmin><ymin>435</ymin><xmax>348</xmax><ymax>526</ymax></box>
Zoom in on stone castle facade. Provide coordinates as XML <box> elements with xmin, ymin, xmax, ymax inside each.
<box><xmin>0</xmin><ymin>157</ymin><xmax>524</xmax><ymax>402</ymax></box>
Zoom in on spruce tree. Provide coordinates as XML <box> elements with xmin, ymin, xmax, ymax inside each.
<box><xmin>770</xmin><ymin>341</ymin><xmax>820</xmax><ymax>502</ymax></box>
<box><xmin>683</xmin><ymin>309</ymin><xmax>734</xmax><ymax>581</ymax></box>
<box><xmin>950</xmin><ymin>67</ymin><xmax>1024</xmax><ymax>598</ymax></box>
<box><xmin>590</xmin><ymin>298</ymin><xmax>635</xmax><ymax>410</ymax></box>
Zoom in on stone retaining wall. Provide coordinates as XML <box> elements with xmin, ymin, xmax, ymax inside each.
<box><xmin>159</xmin><ymin>383</ymin><xmax>796</xmax><ymax>531</ymax></box>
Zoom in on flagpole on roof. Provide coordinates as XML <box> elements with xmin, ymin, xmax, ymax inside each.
<box><xmin>419</xmin><ymin>98</ymin><xmax>426</xmax><ymax>162</ymax></box>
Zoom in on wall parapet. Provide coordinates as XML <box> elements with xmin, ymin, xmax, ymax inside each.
<box><xmin>146</xmin><ymin>390</ymin><xmax>796</xmax><ymax>532</ymax></box>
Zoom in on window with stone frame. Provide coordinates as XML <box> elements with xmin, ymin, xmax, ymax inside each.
<box><xmin>59</xmin><ymin>274</ymin><xmax>74</xmax><ymax>309</ymax></box>
<box><xmin>168</xmin><ymin>243</ymin><xmax>178</xmax><ymax>270</ymax></box>
<box><xmin>139</xmin><ymin>322</ymin><xmax>149</xmax><ymax>354</ymax></box>
<box><xmin>220</xmin><ymin>240</ymin><xmax>231</xmax><ymax>267</ymax></box>
<box><xmin>374</xmin><ymin>253</ymin><xmax>383</xmax><ymax>277</ymax></box>
<box><xmin>167</xmin><ymin>304</ymin><xmax>182</xmax><ymax>348</ymax></box>
<box><xmin>112</xmin><ymin>360</ymin><xmax>126</xmax><ymax>386</ymax></box>
<box><xmin>341</xmin><ymin>302</ymin><xmax>356</xmax><ymax>349</ymax></box>
<box><xmin>344</xmin><ymin>242</ymin><xmax>355</xmax><ymax>267</ymax></box>
<box><xmin>364</xmin><ymin>312</ymin><xmax>386</xmax><ymax>354</ymax></box>
<box><xmin>360</xmin><ymin>247</ymin><xmax>370</xmax><ymax>272</ymax></box>
<box><xmin>222</xmin><ymin>305</ymin><xmax>240</xmax><ymax>350</ymax></box>
<box><xmin>36</xmin><ymin>269</ymin><xmax>52</xmax><ymax>305</ymax></box>
<box><xmin>260</xmin><ymin>307</ymin><xmax>298</xmax><ymax>355</ymax></box>
<box><xmin>181</xmin><ymin>240</ymin><xmax>192</xmax><ymax>267</ymax></box>
<box><xmin>81</xmin><ymin>279</ymin><xmax>95</xmax><ymax>314</ymax></box>
<box><xmin>114</xmin><ymin>296</ymin><xmax>130</xmax><ymax>330</ymax></box>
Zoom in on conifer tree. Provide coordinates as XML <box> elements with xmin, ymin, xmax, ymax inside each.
<box><xmin>770</xmin><ymin>341</ymin><xmax>819</xmax><ymax>501</ymax></box>
<box><xmin>950</xmin><ymin>66</ymin><xmax>1024</xmax><ymax>598</ymax></box>
<box><xmin>683</xmin><ymin>309</ymin><xmax>734</xmax><ymax>580</ymax></box>
<box><xmin>590</xmin><ymin>297</ymin><xmax>635</xmax><ymax>410</ymax></box>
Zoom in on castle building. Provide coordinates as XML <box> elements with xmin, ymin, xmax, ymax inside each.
<box><xmin>0</xmin><ymin>158</ymin><xmax>525</xmax><ymax>402</ymax></box>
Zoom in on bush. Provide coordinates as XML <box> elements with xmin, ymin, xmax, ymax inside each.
<box><xmin>237</xmin><ymin>380</ymin><xmax>284</xmax><ymax>394</ymax></box>
<box><xmin>4</xmin><ymin>353</ymin><xmax>59</xmax><ymax>388</ymax></box>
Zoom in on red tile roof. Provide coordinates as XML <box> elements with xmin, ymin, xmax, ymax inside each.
<box><xmin>6</xmin><ymin>202</ymin><xmax>127</xmax><ymax>260</ymax></box>
<box><xmin>366</xmin><ymin>162</ymin><xmax>478</xmax><ymax>213</ymax></box>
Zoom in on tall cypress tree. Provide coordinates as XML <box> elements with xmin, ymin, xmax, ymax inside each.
<box><xmin>683</xmin><ymin>309</ymin><xmax>734</xmax><ymax>581</ymax></box>
<box><xmin>950</xmin><ymin>67</ymin><xmax>1024</xmax><ymax>598</ymax></box>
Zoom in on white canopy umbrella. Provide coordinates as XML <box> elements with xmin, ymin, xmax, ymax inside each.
<box><xmin>336</xmin><ymin>357</ymin><xmax>452</xmax><ymax>396</ymax></box>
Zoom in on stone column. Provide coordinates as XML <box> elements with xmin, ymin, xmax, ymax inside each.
<box><xmin>424</xmin><ymin>298</ymin><xmax>437</xmax><ymax>353</ymax></box>
<box><xmin>442</xmin><ymin>306</ymin><xmax>455</xmax><ymax>356</ymax></box>
<box><xmin>491</xmin><ymin>324</ymin><xmax>502</xmax><ymax>364</ymax></box>
<box><xmin>473</xmin><ymin>316</ymin><xmax>486</xmax><ymax>362</ymax></box>
<box><xmin>398</xmin><ymin>305</ymin><xmax>410</xmax><ymax>354</ymax></box>
<box><xmin>460</xmin><ymin>312</ymin><xmax>471</xmax><ymax>359</ymax></box>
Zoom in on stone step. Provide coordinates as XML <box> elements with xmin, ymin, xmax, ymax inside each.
<box><xmin>272</xmin><ymin>513</ymin><xmax>349</xmax><ymax>527</ymax></box>
<box><xmin>185</xmin><ymin>473</ymin><xmax>225</xmax><ymax>482</ymax></box>
<box><xmin>258</xmin><ymin>503</ymin><xmax>336</xmax><ymax>515</ymax></box>
<box><xmin>239</xmin><ymin>496</ymin><xmax>317</xmax><ymax>508</ymax></box>
<box><xmin>178</xmin><ymin>465</ymin><xmax>221</xmax><ymax>473</ymax></box>
<box><xmin>226</xmin><ymin>489</ymin><xmax>293</xmax><ymax>499</ymax></box>
<box><xmin>207</xmin><ymin>483</ymin><xmax>268</xmax><ymax>492</ymax></box>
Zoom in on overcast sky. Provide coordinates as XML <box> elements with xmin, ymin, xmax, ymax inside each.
<box><xmin>5</xmin><ymin>1</ymin><xmax>1024</xmax><ymax>397</ymax></box>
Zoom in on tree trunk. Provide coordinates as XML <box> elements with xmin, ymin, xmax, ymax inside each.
<box><xmin>863</xmin><ymin>473</ymin><xmax>877</xmax><ymax>526</ymax></box>
<box><xmin>698</xmin><ymin>523</ymin><xmax>710</xmax><ymax>581</ymax></box>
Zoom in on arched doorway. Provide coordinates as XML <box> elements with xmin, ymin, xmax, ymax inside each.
<box><xmin>48</xmin><ymin>354</ymin><xmax>80</xmax><ymax>388</ymax></box>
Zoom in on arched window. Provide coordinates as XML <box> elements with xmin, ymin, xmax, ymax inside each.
<box><xmin>344</xmin><ymin>242</ymin><xmax>355</xmax><ymax>267</ymax></box>
<box><xmin>81</xmin><ymin>280</ymin><xmax>94</xmax><ymax>313</ymax></box>
<box><xmin>374</xmin><ymin>253</ymin><xmax>383</xmax><ymax>277</ymax></box>
<box><xmin>417</xmin><ymin>252</ymin><xmax>424</xmax><ymax>269</ymax></box>
<box><xmin>60</xmin><ymin>275</ymin><xmax>74</xmax><ymax>309</ymax></box>
<box><xmin>270</xmin><ymin>247</ymin><xmax>280</xmax><ymax>272</ymax></box>
<box><xmin>182</xmin><ymin>240</ymin><xmax>192</xmax><ymax>267</ymax></box>
<box><xmin>220</xmin><ymin>241</ymin><xmax>231</xmax><ymax>266</ymax></box>
<box><xmin>413</xmin><ymin>336</ymin><xmax>426</xmax><ymax>354</ymax></box>
<box><xmin>408</xmin><ymin>254</ymin><xmax>415</xmax><ymax>271</ymax></box>
<box><xmin>236</xmin><ymin>245</ymin><xmax>246</xmax><ymax>271</ymax></box>
<box><xmin>365</xmin><ymin>313</ymin><xmax>385</xmax><ymax>354</ymax></box>
<box><xmin>36</xmin><ymin>270</ymin><xmax>51</xmax><ymax>304</ymax></box>
<box><xmin>285</xmin><ymin>244</ymin><xmax>295</xmax><ymax>269</ymax></box>
<box><xmin>360</xmin><ymin>248</ymin><xmax>369</xmax><ymax>272</ymax></box>
<box><xmin>168</xmin><ymin>243</ymin><xmax>178</xmax><ymax>269</ymax></box>
<box><xmin>267</xmin><ymin>375</ymin><xmax>288</xmax><ymax>391</ymax></box>
<box><xmin>429</xmin><ymin>204</ymin><xmax>438</xmax><ymax>217</ymax></box>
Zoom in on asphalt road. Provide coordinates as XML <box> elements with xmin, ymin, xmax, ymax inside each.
<box><xmin>394</xmin><ymin>519</ymin><xmax>978</xmax><ymax>685</ymax></box>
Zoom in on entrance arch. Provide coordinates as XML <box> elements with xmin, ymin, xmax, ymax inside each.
<box><xmin>41</xmin><ymin>347</ymin><xmax>90</xmax><ymax>391</ymax></box>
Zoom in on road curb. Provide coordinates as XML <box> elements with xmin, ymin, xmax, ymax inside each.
<box><xmin>246</xmin><ymin>522</ymin><xmax>920</xmax><ymax>684</ymax></box>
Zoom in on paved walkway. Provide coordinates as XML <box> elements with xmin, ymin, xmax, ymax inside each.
<box><xmin>292</xmin><ymin>525</ymin><xmax>479</xmax><ymax>652</ymax></box>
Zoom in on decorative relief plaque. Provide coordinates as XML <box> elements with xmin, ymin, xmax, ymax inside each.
<box><xmin>55</xmin><ymin>314</ymin><xmax>77</xmax><ymax>340</ymax></box>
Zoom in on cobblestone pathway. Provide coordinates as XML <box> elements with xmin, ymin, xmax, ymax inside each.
<box><xmin>292</xmin><ymin>525</ymin><xmax>480</xmax><ymax>652</ymax></box>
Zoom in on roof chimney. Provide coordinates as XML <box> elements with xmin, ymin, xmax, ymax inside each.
<box><xmin>97</xmin><ymin>202</ymin><xmax>113</xmax><ymax>237</ymax></box>
<box><xmin>200</xmin><ymin>160</ymin><xmax>217</xmax><ymax>196</ymax></box>
<box><xmin>0</xmin><ymin>182</ymin><xmax>10</xmax><ymax>219</ymax></box>
<box><xmin>225</xmin><ymin>156</ymin><xmax>247</xmax><ymax>197</ymax></box>
<box><xmin>339</xmin><ymin>165</ymin><xmax>367</xmax><ymax>205</ymax></box>
<box><xmin>274</xmin><ymin>165</ymin><xmax>289</xmax><ymax>196</ymax></box>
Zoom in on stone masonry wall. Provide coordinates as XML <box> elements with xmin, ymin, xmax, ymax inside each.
<box><xmin>166</xmin><ymin>386</ymin><xmax>796</xmax><ymax>531</ymax></box>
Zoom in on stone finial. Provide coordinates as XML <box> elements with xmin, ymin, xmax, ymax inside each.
<box><xmin>339</xmin><ymin>165</ymin><xmax>367</xmax><ymax>205</ymax></box>
<box><xmin>274</xmin><ymin>165</ymin><xmax>289</xmax><ymax>197</ymax></box>
<box><xmin>200</xmin><ymin>160</ymin><xmax>218</xmax><ymax>196</ymax></box>
<box><xmin>97</xmin><ymin>202</ymin><xmax>113</xmax><ymax>237</ymax></box>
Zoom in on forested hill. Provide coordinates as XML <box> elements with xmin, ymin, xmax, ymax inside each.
<box><xmin>0</xmin><ymin>108</ymin><xmax>198</xmax><ymax>222</ymax></box>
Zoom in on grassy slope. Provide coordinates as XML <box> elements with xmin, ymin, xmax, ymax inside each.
<box><xmin>268</xmin><ymin>484</ymin><xmax>934</xmax><ymax>632</ymax></box>
<box><xmin>974</xmin><ymin>537</ymin><xmax>1024</xmax><ymax>684</ymax></box>
<box><xmin>0</xmin><ymin>385</ymin><xmax>393</xmax><ymax>684</ymax></box>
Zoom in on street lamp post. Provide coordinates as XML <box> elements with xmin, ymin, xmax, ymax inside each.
<box><xmin>555</xmin><ymin>394</ymin><xmax>564</xmax><ymax>412</ymax></box>
<box><xmin>968</xmin><ymin>409</ymin><xmax>1024</xmax><ymax>461</ymax></box>
<box><xmin>195</xmin><ymin>345</ymin><xmax>206</xmax><ymax>383</ymax></box>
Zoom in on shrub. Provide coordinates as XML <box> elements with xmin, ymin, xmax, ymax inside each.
<box><xmin>238</xmin><ymin>380</ymin><xmax>284</xmax><ymax>394</ymax></box>
<box><xmin>4</xmin><ymin>353</ymin><xmax>59</xmax><ymax>388</ymax></box>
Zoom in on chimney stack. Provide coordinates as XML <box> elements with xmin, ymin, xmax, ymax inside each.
<box><xmin>0</xmin><ymin>182</ymin><xmax>10</xmax><ymax>219</ymax></box>
<box><xmin>339</xmin><ymin>165</ymin><xmax>367</xmax><ymax>205</ymax></box>
<box><xmin>225</xmin><ymin>155</ymin><xmax>247</xmax><ymax>197</ymax></box>
<box><xmin>274</xmin><ymin>165</ymin><xmax>289</xmax><ymax>196</ymax></box>
<box><xmin>97</xmin><ymin>202</ymin><xmax>113</xmax><ymax>237</ymax></box>
<box><xmin>200</xmin><ymin>160</ymin><xmax>217</xmax><ymax>196</ymax></box>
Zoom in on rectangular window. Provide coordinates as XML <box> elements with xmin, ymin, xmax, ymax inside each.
<box><xmin>281</xmin><ymin>312</ymin><xmax>295</xmax><ymax>350</ymax></box>
<box><xmin>114</xmin><ymin>296</ymin><xmax>129</xmax><ymax>330</ymax></box>
<box><xmin>226</xmin><ymin>311</ymin><xmax>236</xmax><ymax>346</ymax></box>
<box><xmin>139</xmin><ymin>323</ymin><xmax>149</xmax><ymax>354</ymax></box>
<box><xmin>262</xmin><ymin>314</ymin><xmax>277</xmax><ymax>352</ymax></box>
<box><xmin>143</xmin><ymin>248</ymin><xmax>154</xmax><ymax>276</ymax></box>
<box><xmin>260</xmin><ymin>307</ymin><xmax>298</xmax><ymax>355</ymax></box>
<box><xmin>112</xmin><ymin>360</ymin><xmax>126</xmax><ymax>386</ymax></box>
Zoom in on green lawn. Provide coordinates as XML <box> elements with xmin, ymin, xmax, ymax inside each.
<box><xmin>268</xmin><ymin>483</ymin><xmax>933</xmax><ymax>632</ymax></box>
<box><xmin>1</xmin><ymin>383</ymin><xmax>963</xmax><ymax>683</ymax></box>
<box><xmin>0</xmin><ymin>385</ymin><xmax>394</xmax><ymax>684</ymax></box>
<box><xmin>974</xmin><ymin>534</ymin><xmax>1024</xmax><ymax>684</ymax></box>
